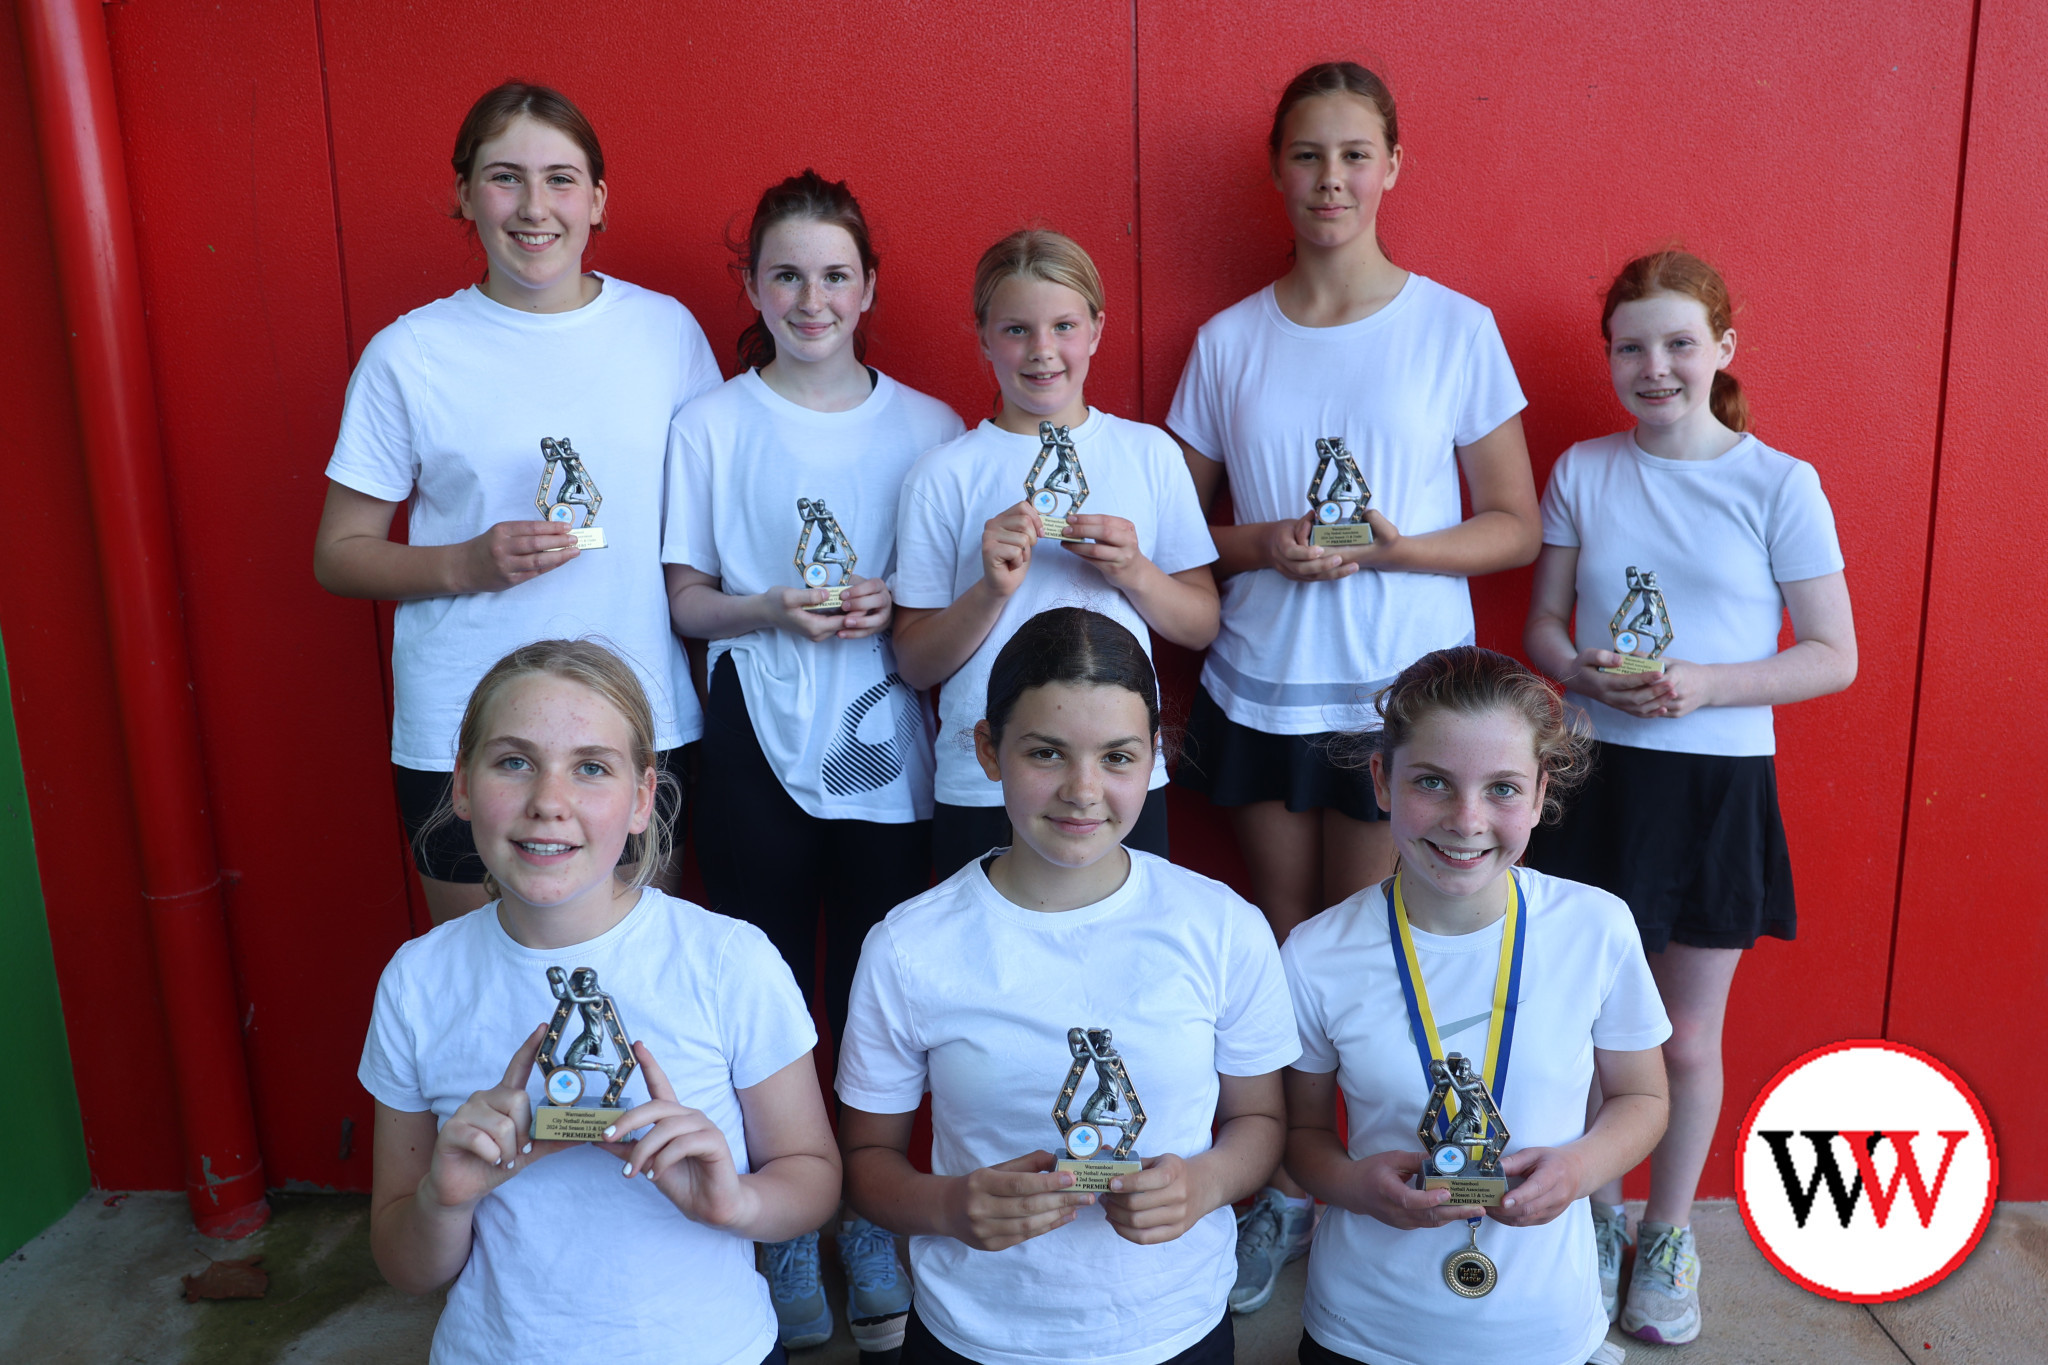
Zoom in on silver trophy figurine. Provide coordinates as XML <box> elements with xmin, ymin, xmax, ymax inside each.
<box><xmin>1051</xmin><ymin>1027</ymin><xmax>1146</xmax><ymax>1192</ymax></box>
<box><xmin>536</xmin><ymin>436</ymin><xmax>606</xmax><ymax>550</ymax></box>
<box><xmin>1306</xmin><ymin>436</ymin><xmax>1374</xmax><ymax>547</ymax></box>
<box><xmin>1599</xmin><ymin>566</ymin><xmax>1674</xmax><ymax>675</ymax></box>
<box><xmin>794</xmin><ymin>497</ymin><xmax>858</xmax><ymax>612</ymax></box>
<box><xmin>1024</xmin><ymin>421</ymin><xmax>1089</xmax><ymax>541</ymax></box>
<box><xmin>531</xmin><ymin>966</ymin><xmax>637</xmax><ymax>1141</ymax></box>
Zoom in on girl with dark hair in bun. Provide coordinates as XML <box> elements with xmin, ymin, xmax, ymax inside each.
<box><xmin>316</xmin><ymin>83</ymin><xmax>721</xmax><ymax>925</ymax></box>
<box><xmin>663</xmin><ymin>170</ymin><xmax>963</xmax><ymax>1353</ymax></box>
<box><xmin>837</xmin><ymin>608</ymin><xmax>1297</xmax><ymax>1365</ymax></box>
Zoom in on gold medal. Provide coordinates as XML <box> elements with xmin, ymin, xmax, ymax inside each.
<box><xmin>1443</xmin><ymin>1222</ymin><xmax>1498</xmax><ymax>1298</ymax></box>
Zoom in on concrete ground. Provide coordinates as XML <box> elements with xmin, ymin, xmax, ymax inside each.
<box><xmin>1</xmin><ymin>1195</ymin><xmax>2041</xmax><ymax>1364</ymax></box>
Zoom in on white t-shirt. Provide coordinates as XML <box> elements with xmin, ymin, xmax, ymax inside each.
<box><xmin>836</xmin><ymin>851</ymin><xmax>1300</xmax><ymax>1365</ymax></box>
<box><xmin>1281</xmin><ymin>870</ymin><xmax>1671</xmax><ymax>1365</ymax></box>
<box><xmin>358</xmin><ymin>889</ymin><xmax>816</xmax><ymax>1365</ymax></box>
<box><xmin>1167</xmin><ymin>277</ymin><xmax>1527</xmax><ymax>735</ymax></box>
<box><xmin>893</xmin><ymin>411</ymin><xmax>1217</xmax><ymax>805</ymax></box>
<box><xmin>327</xmin><ymin>276</ymin><xmax>722</xmax><ymax>769</ymax></box>
<box><xmin>664</xmin><ymin>369</ymin><xmax>964</xmax><ymax>821</ymax></box>
<box><xmin>1540</xmin><ymin>431</ymin><xmax>1846</xmax><ymax>756</ymax></box>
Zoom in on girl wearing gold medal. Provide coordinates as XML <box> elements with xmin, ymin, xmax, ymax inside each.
<box><xmin>1280</xmin><ymin>648</ymin><xmax>1670</xmax><ymax>1365</ymax></box>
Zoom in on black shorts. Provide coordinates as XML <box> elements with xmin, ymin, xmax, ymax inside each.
<box><xmin>1171</xmin><ymin>686</ymin><xmax>1385</xmax><ymax>823</ymax></box>
<box><xmin>392</xmin><ymin>746</ymin><xmax>690</xmax><ymax>884</ymax></box>
<box><xmin>904</xmin><ymin>1307</ymin><xmax>1230</xmax><ymax>1365</ymax></box>
<box><xmin>930</xmin><ymin>787</ymin><xmax>1170</xmax><ymax>881</ymax></box>
<box><xmin>1524</xmin><ymin>739</ymin><xmax>1796</xmax><ymax>953</ymax></box>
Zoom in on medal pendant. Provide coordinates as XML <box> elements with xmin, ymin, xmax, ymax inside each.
<box><xmin>1443</xmin><ymin>1241</ymin><xmax>1498</xmax><ymax>1299</ymax></box>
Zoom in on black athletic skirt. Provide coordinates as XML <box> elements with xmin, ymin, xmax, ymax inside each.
<box><xmin>1171</xmin><ymin>686</ymin><xmax>1385</xmax><ymax>823</ymax></box>
<box><xmin>1524</xmin><ymin>739</ymin><xmax>1795</xmax><ymax>952</ymax></box>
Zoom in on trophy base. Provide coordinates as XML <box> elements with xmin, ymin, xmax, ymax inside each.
<box><xmin>1056</xmin><ymin>1158</ymin><xmax>1141</xmax><ymax>1193</ymax></box>
<box><xmin>1599</xmin><ymin>655</ymin><xmax>1664</xmax><ymax>675</ymax></box>
<box><xmin>565</xmin><ymin>527</ymin><xmax>606</xmax><ymax>550</ymax></box>
<box><xmin>1036</xmin><ymin>517</ymin><xmax>1090</xmax><ymax>543</ymax></box>
<box><xmin>1421</xmin><ymin>1174</ymin><xmax>1512</xmax><ymax>1207</ymax></box>
<box><xmin>531</xmin><ymin>1105</ymin><xmax>625</xmax><ymax>1142</ymax></box>
<box><xmin>804</xmin><ymin>587</ymin><xmax>845</xmax><ymax>613</ymax></box>
<box><xmin>1309</xmin><ymin>524</ymin><xmax>1373</xmax><ymax>548</ymax></box>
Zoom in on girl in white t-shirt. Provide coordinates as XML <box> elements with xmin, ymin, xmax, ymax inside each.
<box><xmin>360</xmin><ymin>639</ymin><xmax>839</xmax><ymax>1365</ymax></box>
<box><xmin>1165</xmin><ymin>59</ymin><xmax>1542</xmax><ymax>1304</ymax></box>
<box><xmin>1523</xmin><ymin>251</ymin><xmax>1857</xmax><ymax>1345</ymax></box>
<box><xmin>1282</xmin><ymin>646</ymin><xmax>1670</xmax><ymax>1365</ymax></box>
<box><xmin>316</xmin><ymin>83</ymin><xmax>721</xmax><ymax>925</ymax></box>
<box><xmin>663</xmin><ymin>169</ymin><xmax>963</xmax><ymax>1355</ymax></box>
<box><xmin>838</xmin><ymin>608</ymin><xmax>1299</xmax><ymax>1365</ymax></box>
<box><xmin>893</xmin><ymin>231</ymin><xmax>1219</xmax><ymax>879</ymax></box>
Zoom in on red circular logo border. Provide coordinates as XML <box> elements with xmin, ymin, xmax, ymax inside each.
<box><xmin>1734</xmin><ymin>1038</ymin><xmax>1999</xmax><ymax>1304</ymax></box>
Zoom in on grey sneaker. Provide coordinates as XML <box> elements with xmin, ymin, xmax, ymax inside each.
<box><xmin>1228</xmin><ymin>1188</ymin><xmax>1315</xmax><ymax>1314</ymax></box>
<box><xmin>1592</xmin><ymin>1202</ymin><xmax>1632</xmax><ymax>1324</ymax></box>
<box><xmin>835</xmin><ymin>1216</ymin><xmax>910</xmax><ymax>1353</ymax></box>
<box><xmin>1621</xmin><ymin>1220</ymin><xmax>1701</xmax><ymax>1345</ymax></box>
<box><xmin>762</xmin><ymin>1231</ymin><xmax>833</xmax><ymax>1349</ymax></box>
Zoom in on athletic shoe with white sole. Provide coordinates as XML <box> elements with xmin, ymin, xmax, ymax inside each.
<box><xmin>1621</xmin><ymin>1220</ymin><xmax>1701</xmax><ymax>1345</ymax></box>
<box><xmin>1592</xmin><ymin>1201</ymin><xmax>1632</xmax><ymax>1324</ymax></box>
<box><xmin>1228</xmin><ymin>1187</ymin><xmax>1315</xmax><ymax>1314</ymax></box>
<box><xmin>763</xmin><ymin>1230</ymin><xmax>833</xmax><ymax>1350</ymax></box>
<box><xmin>1587</xmin><ymin>1342</ymin><xmax>1628</xmax><ymax>1364</ymax></box>
<box><xmin>835</xmin><ymin>1215</ymin><xmax>910</xmax><ymax>1353</ymax></box>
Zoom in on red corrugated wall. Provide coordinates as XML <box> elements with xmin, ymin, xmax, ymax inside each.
<box><xmin>2</xmin><ymin>0</ymin><xmax>2037</xmax><ymax>1198</ymax></box>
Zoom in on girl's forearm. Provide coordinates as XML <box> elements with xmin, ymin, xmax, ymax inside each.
<box><xmin>370</xmin><ymin>1184</ymin><xmax>479</xmax><ymax>1295</ymax></box>
<box><xmin>1209</xmin><ymin>521</ymin><xmax>1281</xmax><ymax>578</ymax></box>
<box><xmin>1182</xmin><ymin>1112</ymin><xmax>1285</xmax><ymax>1217</ymax></box>
<box><xmin>1689</xmin><ymin>637</ymin><xmax>1857</xmax><ymax>709</ymax></box>
<box><xmin>1565</xmin><ymin>1092</ymin><xmax>1668</xmax><ymax>1198</ymax></box>
<box><xmin>727</xmin><ymin>1153</ymin><xmax>844</xmax><ymax>1243</ymax></box>
<box><xmin>892</xmin><ymin>587</ymin><xmax>1006</xmax><ymax>691</ymax></box>
<box><xmin>1282</xmin><ymin>1125</ymin><xmax>1354</xmax><ymax>1207</ymax></box>
<box><xmin>1119</xmin><ymin>563</ymin><xmax>1220</xmax><ymax>650</ymax></box>
<box><xmin>1384</xmin><ymin>507</ymin><xmax>1541</xmax><ymax>577</ymax></box>
<box><xmin>668</xmin><ymin>581</ymin><xmax>773</xmax><ymax>641</ymax></box>
<box><xmin>1523</xmin><ymin>608</ymin><xmax>1582</xmax><ymax>685</ymax></box>
<box><xmin>315</xmin><ymin>535</ymin><xmax>471</xmax><ymax>601</ymax></box>
<box><xmin>842</xmin><ymin>1147</ymin><xmax>965</xmax><ymax>1239</ymax></box>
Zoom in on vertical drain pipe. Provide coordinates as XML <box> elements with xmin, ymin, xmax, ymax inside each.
<box><xmin>18</xmin><ymin>0</ymin><xmax>269</xmax><ymax>1237</ymax></box>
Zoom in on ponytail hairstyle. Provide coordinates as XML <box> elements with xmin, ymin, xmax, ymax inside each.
<box><xmin>985</xmin><ymin>608</ymin><xmax>1160</xmax><ymax>744</ymax></box>
<box><xmin>733</xmin><ymin>169</ymin><xmax>879</xmax><ymax>373</ymax></box>
<box><xmin>450</xmin><ymin>82</ymin><xmax>606</xmax><ymax>225</ymax></box>
<box><xmin>1267</xmin><ymin>61</ymin><xmax>1400</xmax><ymax>165</ymax></box>
<box><xmin>1601</xmin><ymin>250</ymin><xmax>1748</xmax><ymax>433</ymax></box>
<box><xmin>971</xmin><ymin>229</ymin><xmax>1106</xmax><ymax>328</ymax></box>
<box><xmin>423</xmin><ymin>639</ymin><xmax>675</xmax><ymax>900</ymax></box>
<box><xmin>1363</xmin><ymin>646</ymin><xmax>1592</xmax><ymax>826</ymax></box>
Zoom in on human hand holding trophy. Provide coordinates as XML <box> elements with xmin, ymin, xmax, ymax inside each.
<box><xmin>419</xmin><ymin>1023</ymin><xmax>576</xmax><ymax>1210</ymax></box>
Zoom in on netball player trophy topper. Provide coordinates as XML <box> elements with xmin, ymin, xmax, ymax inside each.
<box><xmin>1416</xmin><ymin>1053</ymin><xmax>1514</xmax><ymax>1299</ymax></box>
<box><xmin>794</xmin><ymin>497</ymin><xmax>857</xmax><ymax>613</ymax></box>
<box><xmin>1600</xmin><ymin>565</ymin><xmax>1674</xmax><ymax>675</ymax></box>
<box><xmin>1024</xmin><ymin>421</ymin><xmax>1089</xmax><ymax>541</ymax></box>
<box><xmin>531</xmin><ymin>966</ymin><xmax>637</xmax><ymax>1141</ymax></box>
<box><xmin>1306</xmin><ymin>436</ymin><xmax>1374</xmax><ymax>547</ymax></box>
<box><xmin>1051</xmin><ymin>1027</ymin><xmax>1146</xmax><ymax>1193</ymax></box>
<box><xmin>536</xmin><ymin>436</ymin><xmax>606</xmax><ymax>550</ymax></box>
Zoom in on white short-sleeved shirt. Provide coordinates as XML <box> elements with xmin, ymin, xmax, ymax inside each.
<box><xmin>1167</xmin><ymin>277</ymin><xmax>1527</xmax><ymax>735</ymax></box>
<box><xmin>837</xmin><ymin>851</ymin><xmax>1300</xmax><ymax>1365</ymax></box>
<box><xmin>1281</xmin><ymin>870</ymin><xmax>1671</xmax><ymax>1365</ymax></box>
<box><xmin>1540</xmin><ymin>431</ymin><xmax>1846</xmax><ymax>756</ymax></box>
<box><xmin>358</xmin><ymin>889</ymin><xmax>816</xmax><ymax>1365</ymax></box>
<box><xmin>892</xmin><ymin>411</ymin><xmax>1216</xmax><ymax>805</ymax></box>
<box><xmin>327</xmin><ymin>276</ymin><xmax>722</xmax><ymax>769</ymax></box>
<box><xmin>663</xmin><ymin>369</ymin><xmax>964</xmax><ymax>821</ymax></box>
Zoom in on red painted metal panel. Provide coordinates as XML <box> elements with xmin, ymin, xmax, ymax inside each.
<box><xmin>1890</xmin><ymin>0</ymin><xmax>2048</xmax><ymax>1200</ymax></box>
<box><xmin>1136</xmin><ymin>3</ymin><xmax>1975</xmax><ymax>1197</ymax></box>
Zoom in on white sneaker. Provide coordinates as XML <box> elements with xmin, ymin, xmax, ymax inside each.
<box><xmin>1592</xmin><ymin>1202</ymin><xmax>1632</xmax><ymax>1324</ymax></box>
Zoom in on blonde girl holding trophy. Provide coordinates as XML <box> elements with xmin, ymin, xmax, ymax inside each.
<box><xmin>1164</xmin><ymin>59</ymin><xmax>1541</xmax><ymax>1308</ymax></box>
<box><xmin>1523</xmin><ymin>250</ymin><xmax>1856</xmax><ymax>1344</ymax></box>
<box><xmin>361</xmin><ymin>639</ymin><xmax>838</xmax><ymax>1365</ymax></box>
<box><xmin>316</xmin><ymin>83</ymin><xmax>720</xmax><ymax>925</ymax></box>
<box><xmin>1281</xmin><ymin>647</ymin><xmax>1669</xmax><ymax>1365</ymax></box>
<box><xmin>839</xmin><ymin>608</ymin><xmax>1298</xmax><ymax>1365</ymax></box>
<box><xmin>893</xmin><ymin>231</ymin><xmax>1220</xmax><ymax>879</ymax></box>
<box><xmin>664</xmin><ymin>169</ymin><xmax>963</xmax><ymax>1355</ymax></box>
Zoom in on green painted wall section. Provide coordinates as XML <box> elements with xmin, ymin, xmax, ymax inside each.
<box><xmin>0</xmin><ymin>633</ymin><xmax>89</xmax><ymax>1255</ymax></box>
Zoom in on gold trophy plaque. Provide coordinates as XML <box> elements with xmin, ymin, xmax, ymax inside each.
<box><xmin>1599</xmin><ymin>566</ymin><xmax>1674</xmax><ymax>675</ymax></box>
<box><xmin>536</xmin><ymin>436</ymin><xmax>606</xmax><ymax>550</ymax></box>
<box><xmin>1051</xmin><ymin>1027</ymin><xmax>1145</xmax><ymax>1193</ymax></box>
<box><xmin>794</xmin><ymin>497</ymin><xmax>857</xmax><ymax>612</ymax></box>
<box><xmin>1307</xmin><ymin>436</ymin><xmax>1374</xmax><ymax>547</ymax></box>
<box><xmin>531</xmin><ymin>966</ymin><xmax>636</xmax><ymax>1141</ymax></box>
<box><xmin>1024</xmin><ymin>422</ymin><xmax>1090</xmax><ymax>541</ymax></box>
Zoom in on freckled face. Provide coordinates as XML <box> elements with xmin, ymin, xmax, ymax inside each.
<box><xmin>745</xmin><ymin>219</ymin><xmax>874</xmax><ymax>368</ymax></box>
<box><xmin>1370</xmin><ymin>707</ymin><xmax>1546</xmax><ymax>901</ymax></box>
<box><xmin>977</xmin><ymin>682</ymin><xmax>1154</xmax><ymax>870</ymax></box>
<box><xmin>1607</xmin><ymin>293</ymin><xmax>1736</xmax><ymax>431</ymax></box>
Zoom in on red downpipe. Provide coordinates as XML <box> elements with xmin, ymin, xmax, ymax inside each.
<box><xmin>18</xmin><ymin>0</ymin><xmax>269</xmax><ymax>1237</ymax></box>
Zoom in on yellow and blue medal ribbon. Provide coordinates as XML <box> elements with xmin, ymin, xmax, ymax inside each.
<box><xmin>1386</xmin><ymin>869</ymin><xmax>1526</xmax><ymax>1141</ymax></box>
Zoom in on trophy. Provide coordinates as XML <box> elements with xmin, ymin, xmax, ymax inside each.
<box><xmin>1306</xmin><ymin>436</ymin><xmax>1373</xmax><ymax>547</ymax></box>
<box><xmin>1599</xmin><ymin>566</ymin><xmax>1674</xmax><ymax>675</ymax></box>
<box><xmin>1416</xmin><ymin>1053</ymin><xmax>1512</xmax><ymax>1299</ymax></box>
<box><xmin>530</xmin><ymin>966</ymin><xmax>637</xmax><ymax>1141</ymax></box>
<box><xmin>536</xmin><ymin>436</ymin><xmax>606</xmax><ymax>550</ymax></box>
<box><xmin>1051</xmin><ymin>1027</ymin><xmax>1145</xmax><ymax>1193</ymax></box>
<box><xmin>1024</xmin><ymin>421</ymin><xmax>1089</xmax><ymax>541</ymax></box>
<box><xmin>794</xmin><ymin>497</ymin><xmax>857</xmax><ymax>612</ymax></box>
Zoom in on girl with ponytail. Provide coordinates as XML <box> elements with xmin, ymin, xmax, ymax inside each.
<box><xmin>1521</xmin><ymin>249</ymin><xmax>1858</xmax><ymax>1346</ymax></box>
